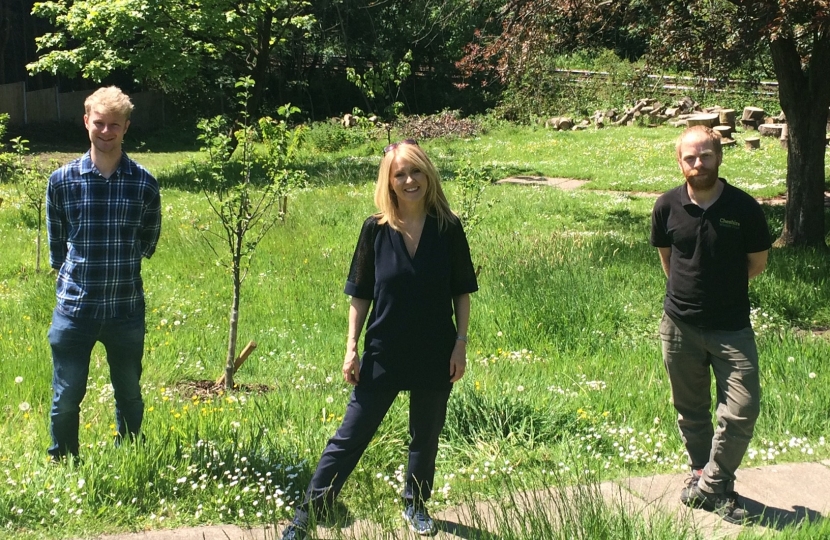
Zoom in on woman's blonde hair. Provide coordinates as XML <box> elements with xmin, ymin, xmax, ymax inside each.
<box><xmin>374</xmin><ymin>142</ymin><xmax>455</xmax><ymax>231</ymax></box>
<box><xmin>84</xmin><ymin>86</ymin><xmax>134</xmax><ymax>119</ymax></box>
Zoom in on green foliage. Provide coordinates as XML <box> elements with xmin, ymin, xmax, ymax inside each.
<box><xmin>29</xmin><ymin>0</ymin><xmax>314</xmax><ymax>119</ymax></box>
<box><xmin>0</xmin><ymin>113</ymin><xmax>13</xmax><ymax>182</ymax></box>
<box><xmin>257</xmin><ymin>105</ymin><xmax>310</xmax><ymax>218</ymax></box>
<box><xmin>453</xmin><ymin>161</ymin><xmax>496</xmax><ymax>234</ymax></box>
<box><xmin>193</xmin><ymin>77</ymin><xmax>308</xmax><ymax>387</ymax></box>
<box><xmin>306</xmin><ymin>121</ymin><xmax>374</xmax><ymax>153</ymax></box>
<box><xmin>346</xmin><ymin>50</ymin><xmax>413</xmax><ymax>119</ymax></box>
<box><xmin>8</xmin><ymin>137</ymin><xmax>51</xmax><ymax>272</ymax></box>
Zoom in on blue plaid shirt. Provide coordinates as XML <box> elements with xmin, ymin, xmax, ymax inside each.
<box><xmin>47</xmin><ymin>151</ymin><xmax>161</xmax><ymax>319</ymax></box>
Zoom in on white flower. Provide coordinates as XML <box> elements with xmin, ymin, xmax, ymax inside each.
<box><xmin>325</xmin><ymin>396</ymin><xmax>334</xmax><ymax>404</ymax></box>
<box><xmin>516</xmin><ymin>385</ymin><xmax>525</xmax><ymax>392</ymax></box>
<box><xmin>809</xmin><ymin>372</ymin><xmax>817</xmax><ymax>379</ymax></box>
<box><xmin>496</xmin><ymin>331</ymin><xmax>503</xmax><ymax>337</ymax></box>
<box><xmin>787</xmin><ymin>356</ymin><xmax>795</xmax><ymax>363</ymax></box>
<box><xmin>18</xmin><ymin>402</ymin><xmax>30</xmax><ymax>412</ymax></box>
<box><xmin>14</xmin><ymin>376</ymin><xmax>23</xmax><ymax>384</ymax></box>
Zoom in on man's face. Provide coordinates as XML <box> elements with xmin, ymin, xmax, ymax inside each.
<box><xmin>84</xmin><ymin>108</ymin><xmax>129</xmax><ymax>156</ymax></box>
<box><xmin>677</xmin><ymin>134</ymin><xmax>722</xmax><ymax>191</ymax></box>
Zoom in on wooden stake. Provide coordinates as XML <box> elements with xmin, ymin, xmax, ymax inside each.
<box><xmin>215</xmin><ymin>340</ymin><xmax>258</xmax><ymax>387</ymax></box>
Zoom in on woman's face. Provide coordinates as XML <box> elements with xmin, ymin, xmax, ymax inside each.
<box><xmin>389</xmin><ymin>156</ymin><xmax>428</xmax><ymax>209</ymax></box>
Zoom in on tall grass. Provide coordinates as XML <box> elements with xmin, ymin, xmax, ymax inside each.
<box><xmin>0</xmin><ymin>125</ymin><xmax>828</xmax><ymax>539</ymax></box>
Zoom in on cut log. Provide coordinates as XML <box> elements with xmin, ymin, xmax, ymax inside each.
<box><xmin>669</xmin><ymin>120</ymin><xmax>688</xmax><ymax>128</ymax></box>
<box><xmin>741</xmin><ymin>107</ymin><xmax>765</xmax><ymax>122</ymax></box>
<box><xmin>758</xmin><ymin>123</ymin><xmax>785</xmax><ymax>138</ymax></box>
<box><xmin>665</xmin><ymin>107</ymin><xmax>679</xmax><ymax>117</ymax></box>
<box><xmin>741</xmin><ymin>119</ymin><xmax>758</xmax><ymax>131</ymax></box>
<box><xmin>678</xmin><ymin>97</ymin><xmax>696</xmax><ymax>113</ymax></box>
<box><xmin>714</xmin><ymin>125</ymin><xmax>734</xmax><ymax>139</ymax></box>
<box><xmin>686</xmin><ymin>113</ymin><xmax>720</xmax><ymax>128</ymax></box>
<box><xmin>719</xmin><ymin>109</ymin><xmax>736</xmax><ymax>130</ymax></box>
<box><xmin>721</xmin><ymin>138</ymin><xmax>737</xmax><ymax>148</ymax></box>
<box><xmin>546</xmin><ymin>117</ymin><xmax>574</xmax><ymax>130</ymax></box>
<box><xmin>613</xmin><ymin>100</ymin><xmax>649</xmax><ymax>126</ymax></box>
<box><xmin>744</xmin><ymin>137</ymin><xmax>760</xmax><ymax>150</ymax></box>
<box><xmin>780</xmin><ymin>124</ymin><xmax>788</xmax><ymax>149</ymax></box>
<box><xmin>215</xmin><ymin>341</ymin><xmax>258</xmax><ymax>387</ymax></box>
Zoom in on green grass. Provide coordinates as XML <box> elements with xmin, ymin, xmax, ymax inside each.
<box><xmin>1</xmin><ymin>124</ymin><xmax>828</xmax><ymax>539</ymax></box>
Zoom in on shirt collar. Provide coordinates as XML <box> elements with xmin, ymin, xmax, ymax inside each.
<box><xmin>79</xmin><ymin>150</ymin><xmax>134</xmax><ymax>178</ymax></box>
<box><xmin>680</xmin><ymin>177</ymin><xmax>730</xmax><ymax>208</ymax></box>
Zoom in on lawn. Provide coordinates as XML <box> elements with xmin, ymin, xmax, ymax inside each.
<box><xmin>1</xmin><ymin>123</ymin><xmax>828</xmax><ymax>539</ymax></box>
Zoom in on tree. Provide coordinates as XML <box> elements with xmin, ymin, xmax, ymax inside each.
<box><xmin>28</xmin><ymin>0</ymin><xmax>314</xmax><ymax>119</ymax></box>
<box><xmin>462</xmin><ymin>0</ymin><xmax>829</xmax><ymax>247</ymax></box>
<box><xmin>195</xmin><ymin>79</ymin><xmax>307</xmax><ymax>389</ymax></box>
<box><xmin>9</xmin><ymin>137</ymin><xmax>50</xmax><ymax>272</ymax></box>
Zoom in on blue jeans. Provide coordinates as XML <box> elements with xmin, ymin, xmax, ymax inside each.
<box><xmin>47</xmin><ymin>307</ymin><xmax>146</xmax><ymax>459</ymax></box>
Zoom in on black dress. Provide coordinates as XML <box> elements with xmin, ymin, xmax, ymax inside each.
<box><xmin>344</xmin><ymin>214</ymin><xmax>478</xmax><ymax>391</ymax></box>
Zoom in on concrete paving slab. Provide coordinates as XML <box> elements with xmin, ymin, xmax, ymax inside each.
<box><xmin>623</xmin><ymin>472</ymin><xmax>741</xmax><ymax>539</ymax></box>
<box><xmin>496</xmin><ymin>176</ymin><xmax>589</xmax><ymax>189</ymax></box>
<box><xmin>81</xmin><ymin>525</ymin><xmax>274</xmax><ymax>540</ymax></box>
<box><xmin>733</xmin><ymin>463</ymin><xmax>830</xmax><ymax>529</ymax></box>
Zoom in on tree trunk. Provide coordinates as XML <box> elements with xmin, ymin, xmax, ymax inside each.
<box><xmin>225</xmin><ymin>266</ymin><xmax>241</xmax><ymax>390</ymax></box>
<box><xmin>769</xmin><ymin>35</ymin><xmax>830</xmax><ymax>248</ymax></box>
<box><xmin>36</xmin><ymin>205</ymin><xmax>42</xmax><ymax>272</ymax></box>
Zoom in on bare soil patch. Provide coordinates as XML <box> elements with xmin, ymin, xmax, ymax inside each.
<box><xmin>175</xmin><ymin>380</ymin><xmax>273</xmax><ymax>399</ymax></box>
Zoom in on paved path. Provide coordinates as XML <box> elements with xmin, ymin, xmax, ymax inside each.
<box><xmin>70</xmin><ymin>461</ymin><xmax>830</xmax><ymax>540</ymax></box>
<box><xmin>495</xmin><ymin>175</ymin><xmax>830</xmax><ymax>207</ymax></box>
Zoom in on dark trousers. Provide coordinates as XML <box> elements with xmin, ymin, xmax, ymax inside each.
<box><xmin>297</xmin><ymin>385</ymin><xmax>451</xmax><ymax>520</ymax></box>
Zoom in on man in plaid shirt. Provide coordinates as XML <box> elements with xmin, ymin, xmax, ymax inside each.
<box><xmin>46</xmin><ymin>86</ymin><xmax>161</xmax><ymax>462</ymax></box>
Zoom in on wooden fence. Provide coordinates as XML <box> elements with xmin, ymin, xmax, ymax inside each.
<box><xmin>0</xmin><ymin>83</ymin><xmax>164</xmax><ymax>129</ymax></box>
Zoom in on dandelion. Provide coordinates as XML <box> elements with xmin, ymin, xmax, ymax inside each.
<box><xmin>787</xmin><ymin>356</ymin><xmax>795</xmax><ymax>363</ymax></box>
<box><xmin>15</xmin><ymin>376</ymin><xmax>23</xmax><ymax>384</ymax></box>
<box><xmin>516</xmin><ymin>385</ymin><xmax>524</xmax><ymax>392</ymax></box>
<box><xmin>18</xmin><ymin>402</ymin><xmax>30</xmax><ymax>412</ymax></box>
<box><xmin>496</xmin><ymin>331</ymin><xmax>503</xmax><ymax>337</ymax></box>
<box><xmin>809</xmin><ymin>372</ymin><xmax>817</xmax><ymax>379</ymax></box>
<box><xmin>325</xmin><ymin>396</ymin><xmax>334</xmax><ymax>404</ymax></box>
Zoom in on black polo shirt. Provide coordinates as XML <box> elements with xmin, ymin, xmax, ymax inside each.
<box><xmin>650</xmin><ymin>179</ymin><xmax>771</xmax><ymax>331</ymax></box>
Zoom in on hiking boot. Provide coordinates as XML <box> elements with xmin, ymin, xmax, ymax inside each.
<box><xmin>679</xmin><ymin>468</ymin><xmax>703</xmax><ymax>504</ymax></box>
<box><xmin>403</xmin><ymin>502</ymin><xmax>437</xmax><ymax>536</ymax></box>
<box><xmin>681</xmin><ymin>484</ymin><xmax>749</xmax><ymax>524</ymax></box>
<box><xmin>281</xmin><ymin>519</ymin><xmax>308</xmax><ymax>540</ymax></box>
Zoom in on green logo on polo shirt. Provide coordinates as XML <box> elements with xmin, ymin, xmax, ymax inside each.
<box><xmin>720</xmin><ymin>218</ymin><xmax>741</xmax><ymax>229</ymax></box>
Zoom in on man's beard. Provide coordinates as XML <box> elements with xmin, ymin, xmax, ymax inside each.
<box><xmin>685</xmin><ymin>170</ymin><xmax>718</xmax><ymax>190</ymax></box>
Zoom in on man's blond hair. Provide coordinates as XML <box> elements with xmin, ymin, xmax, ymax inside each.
<box><xmin>84</xmin><ymin>86</ymin><xmax>134</xmax><ymax>119</ymax></box>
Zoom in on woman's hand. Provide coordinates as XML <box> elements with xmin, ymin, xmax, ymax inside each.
<box><xmin>449</xmin><ymin>340</ymin><xmax>467</xmax><ymax>383</ymax></box>
<box><xmin>343</xmin><ymin>349</ymin><xmax>360</xmax><ymax>386</ymax></box>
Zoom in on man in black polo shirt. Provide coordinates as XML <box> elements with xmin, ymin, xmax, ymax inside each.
<box><xmin>651</xmin><ymin>125</ymin><xmax>771</xmax><ymax>524</ymax></box>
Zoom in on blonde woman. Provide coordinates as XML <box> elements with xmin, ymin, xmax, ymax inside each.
<box><xmin>282</xmin><ymin>140</ymin><xmax>478</xmax><ymax>539</ymax></box>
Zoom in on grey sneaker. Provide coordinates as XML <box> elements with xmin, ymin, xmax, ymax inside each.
<box><xmin>681</xmin><ymin>484</ymin><xmax>748</xmax><ymax>524</ymax></box>
<box><xmin>403</xmin><ymin>503</ymin><xmax>437</xmax><ymax>536</ymax></box>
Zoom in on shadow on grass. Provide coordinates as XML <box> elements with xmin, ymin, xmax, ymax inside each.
<box><xmin>742</xmin><ymin>495</ymin><xmax>825</xmax><ymax>531</ymax></box>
